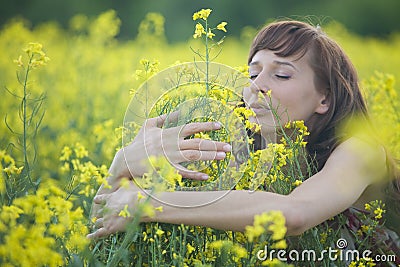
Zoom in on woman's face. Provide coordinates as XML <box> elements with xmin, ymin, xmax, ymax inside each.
<box><xmin>243</xmin><ymin>49</ymin><xmax>328</xmax><ymax>137</ymax></box>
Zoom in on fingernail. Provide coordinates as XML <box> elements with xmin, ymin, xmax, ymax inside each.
<box><xmin>214</xmin><ymin>122</ymin><xmax>221</xmax><ymax>129</ymax></box>
<box><xmin>201</xmin><ymin>175</ymin><xmax>209</xmax><ymax>180</ymax></box>
<box><xmin>223</xmin><ymin>144</ymin><xmax>232</xmax><ymax>152</ymax></box>
<box><xmin>216</xmin><ymin>152</ymin><xmax>226</xmax><ymax>159</ymax></box>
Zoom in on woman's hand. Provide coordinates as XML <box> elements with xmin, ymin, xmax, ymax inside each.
<box><xmin>88</xmin><ymin>181</ymin><xmax>142</xmax><ymax>239</ymax></box>
<box><xmin>110</xmin><ymin>113</ymin><xmax>231</xmax><ymax>183</ymax></box>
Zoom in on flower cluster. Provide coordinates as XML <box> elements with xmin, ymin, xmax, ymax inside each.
<box><xmin>192</xmin><ymin>8</ymin><xmax>227</xmax><ymax>40</ymax></box>
<box><xmin>0</xmin><ymin>181</ymin><xmax>89</xmax><ymax>266</ymax></box>
<box><xmin>134</xmin><ymin>58</ymin><xmax>160</xmax><ymax>82</ymax></box>
<box><xmin>59</xmin><ymin>142</ymin><xmax>110</xmax><ymax>198</ymax></box>
<box><xmin>14</xmin><ymin>42</ymin><xmax>50</xmax><ymax>69</ymax></box>
<box><xmin>245</xmin><ymin>211</ymin><xmax>287</xmax><ymax>244</ymax></box>
<box><xmin>0</xmin><ymin>150</ymin><xmax>24</xmax><ymax>193</ymax></box>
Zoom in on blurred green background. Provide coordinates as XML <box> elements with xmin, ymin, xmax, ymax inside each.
<box><xmin>2</xmin><ymin>0</ymin><xmax>400</xmax><ymax>42</ymax></box>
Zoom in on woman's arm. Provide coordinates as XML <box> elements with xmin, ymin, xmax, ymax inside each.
<box><xmin>88</xmin><ymin>137</ymin><xmax>387</xmax><ymax>238</ymax></box>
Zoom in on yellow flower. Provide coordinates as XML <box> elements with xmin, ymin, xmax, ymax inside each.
<box><xmin>22</xmin><ymin>42</ymin><xmax>50</xmax><ymax>68</ymax></box>
<box><xmin>206</xmin><ymin>29</ymin><xmax>215</xmax><ymax>39</ymax></box>
<box><xmin>193</xmin><ymin>23</ymin><xmax>206</xmax><ymax>38</ymax></box>
<box><xmin>24</xmin><ymin>42</ymin><xmax>43</xmax><ymax>54</ymax></box>
<box><xmin>134</xmin><ymin>69</ymin><xmax>143</xmax><ymax>80</ymax></box>
<box><xmin>142</xmin><ymin>203</ymin><xmax>156</xmax><ymax>218</ymax></box>
<box><xmin>60</xmin><ymin>162</ymin><xmax>70</xmax><ymax>172</ymax></box>
<box><xmin>192</xmin><ymin>12</ymin><xmax>200</xmax><ymax>21</ymax></box>
<box><xmin>254</xmin><ymin>213</ymin><xmax>270</xmax><ymax>226</ymax></box>
<box><xmin>0</xmin><ymin>205</ymin><xmax>24</xmax><ymax>225</ymax></box>
<box><xmin>232</xmin><ymin>244</ymin><xmax>247</xmax><ymax>258</ymax></box>
<box><xmin>200</xmin><ymin>9</ymin><xmax>212</xmax><ymax>19</ymax></box>
<box><xmin>245</xmin><ymin>211</ymin><xmax>287</xmax><ymax>242</ymax></box>
<box><xmin>49</xmin><ymin>223</ymin><xmax>66</xmax><ymax>236</ymax></box>
<box><xmin>137</xmin><ymin>191</ymin><xmax>146</xmax><ymax>201</ymax></box>
<box><xmin>374</xmin><ymin>207</ymin><xmax>384</xmax><ymax>219</ymax></box>
<box><xmin>320</xmin><ymin>232</ymin><xmax>328</xmax><ymax>244</ymax></box>
<box><xmin>209</xmin><ymin>240</ymin><xmax>223</xmax><ymax>249</ymax></box>
<box><xmin>13</xmin><ymin>55</ymin><xmax>23</xmax><ymax>67</ymax></box>
<box><xmin>101</xmin><ymin>178</ymin><xmax>112</xmax><ymax>189</ymax></box>
<box><xmin>244</xmin><ymin>224</ymin><xmax>265</xmax><ymax>242</ymax></box>
<box><xmin>186</xmin><ymin>243</ymin><xmax>195</xmax><ymax>254</ymax></box>
<box><xmin>272</xmin><ymin>239</ymin><xmax>287</xmax><ymax>249</ymax></box>
<box><xmin>154</xmin><ymin>206</ymin><xmax>163</xmax><ymax>212</ymax></box>
<box><xmin>155</xmin><ymin>228</ymin><xmax>164</xmax><ymax>237</ymax></box>
<box><xmin>361</xmin><ymin>224</ymin><xmax>371</xmax><ymax>233</ymax></box>
<box><xmin>268</xmin><ymin>223</ymin><xmax>287</xmax><ymax>240</ymax></box>
<box><xmin>192</xmin><ymin>8</ymin><xmax>212</xmax><ymax>21</ymax></box>
<box><xmin>216</xmin><ymin>22</ymin><xmax>227</xmax><ymax>32</ymax></box>
<box><xmin>292</xmin><ymin>179</ymin><xmax>302</xmax><ymax>187</ymax></box>
<box><xmin>74</xmin><ymin>142</ymin><xmax>88</xmax><ymax>158</ymax></box>
<box><xmin>118</xmin><ymin>204</ymin><xmax>131</xmax><ymax>218</ymax></box>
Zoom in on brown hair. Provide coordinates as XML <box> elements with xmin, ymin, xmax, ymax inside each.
<box><xmin>249</xmin><ymin>20</ymin><xmax>400</xmax><ymax>232</ymax></box>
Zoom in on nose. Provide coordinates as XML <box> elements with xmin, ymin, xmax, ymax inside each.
<box><xmin>249</xmin><ymin>76</ymin><xmax>269</xmax><ymax>95</ymax></box>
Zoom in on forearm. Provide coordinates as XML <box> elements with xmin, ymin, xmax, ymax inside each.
<box><xmin>146</xmin><ymin>190</ymin><xmax>304</xmax><ymax>235</ymax></box>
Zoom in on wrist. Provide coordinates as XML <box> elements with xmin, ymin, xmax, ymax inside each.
<box><xmin>140</xmin><ymin>191</ymin><xmax>165</xmax><ymax>223</ymax></box>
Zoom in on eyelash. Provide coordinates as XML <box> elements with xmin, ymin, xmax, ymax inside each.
<box><xmin>275</xmin><ymin>74</ymin><xmax>290</xmax><ymax>80</ymax></box>
<box><xmin>249</xmin><ymin>74</ymin><xmax>291</xmax><ymax>80</ymax></box>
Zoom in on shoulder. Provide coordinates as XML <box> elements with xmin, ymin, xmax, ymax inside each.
<box><xmin>323</xmin><ymin>137</ymin><xmax>388</xmax><ymax>184</ymax></box>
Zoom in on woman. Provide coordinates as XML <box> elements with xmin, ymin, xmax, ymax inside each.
<box><xmin>88</xmin><ymin>20</ymin><xmax>399</xmax><ymax>249</ymax></box>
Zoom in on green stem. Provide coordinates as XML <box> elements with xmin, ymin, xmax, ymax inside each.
<box><xmin>22</xmin><ymin>56</ymin><xmax>33</xmax><ymax>186</ymax></box>
<box><xmin>205</xmin><ymin>19</ymin><xmax>209</xmax><ymax>96</ymax></box>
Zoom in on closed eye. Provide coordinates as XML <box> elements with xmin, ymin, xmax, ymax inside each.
<box><xmin>250</xmin><ymin>74</ymin><xmax>258</xmax><ymax>80</ymax></box>
<box><xmin>275</xmin><ymin>74</ymin><xmax>290</xmax><ymax>80</ymax></box>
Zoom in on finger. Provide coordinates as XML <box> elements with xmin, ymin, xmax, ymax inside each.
<box><xmin>93</xmin><ymin>194</ymin><xmax>108</xmax><ymax>205</ymax></box>
<box><xmin>168</xmin><ymin>162</ymin><xmax>210</xmax><ymax>180</ymax></box>
<box><xmin>179</xmin><ymin>122</ymin><xmax>221</xmax><ymax>137</ymax></box>
<box><xmin>179</xmin><ymin>169</ymin><xmax>210</xmax><ymax>180</ymax></box>
<box><xmin>145</xmin><ymin>111</ymin><xmax>181</xmax><ymax>128</ymax></box>
<box><xmin>87</xmin><ymin>227</ymin><xmax>111</xmax><ymax>240</ymax></box>
<box><xmin>179</xmin><ymin>138</ymin><xmax>231</xmax><ymax>152</ymax></box>
<box><xmin>90</xmin><ymin>205</ymin><xmax>102</xmax><ymax>220</ymax></box>
<box><xmin>95</xmin><ymin>218</ymin><xmax>104</xmax><ymax>229</ymax></box>
<box><xmin>144</xmin><ymin>116</ymin><xmax>162</xmax><ymax>128</ymax></box>
<box><xmin>179</xmin><ymin>150</ymin><xmax>227</xmax><ymax>162</ymax></box>
<box><xmin>159</xmin><ymin>111</ymin><xmax>181</xmax><ymax>127</ymax></box>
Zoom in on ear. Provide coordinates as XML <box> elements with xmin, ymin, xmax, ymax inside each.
<box><xmin>315</xmin><ymin>94</ymin><xmax>330</xmax><ymax>115</ymax></box>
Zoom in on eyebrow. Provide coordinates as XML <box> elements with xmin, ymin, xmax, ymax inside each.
<box><xmin>249</xmin><ymin>60</ymin><xmax>298</xmax><ymax>71</ymax></box>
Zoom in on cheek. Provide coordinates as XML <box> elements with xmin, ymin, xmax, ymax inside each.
<box><xmin>271</xmin><ymin>88</ymin><xmax>316</xmax><ymax>121</ymax></box>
